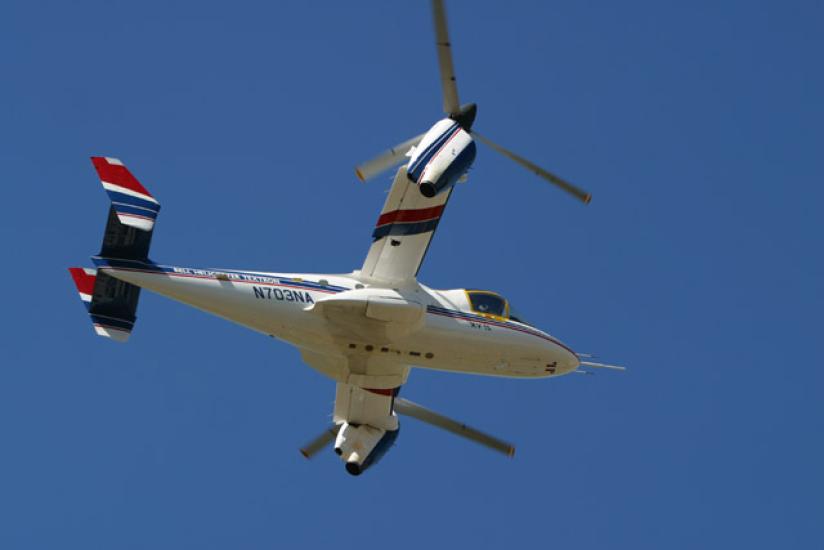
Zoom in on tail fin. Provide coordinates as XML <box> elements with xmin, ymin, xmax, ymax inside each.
<box><xmin>68</xmin><ymin>157</ymin><xmax>159</xmax><ymax>342</ymax></box>
<box><xmin>68</xmin><ymin>267</ymin><xmax>138</xmax><ymax>342</ymax></box>
<box><xmin>91</xmin><ymin>156</ymin><xmax>160</xmax><ymax>231</ymax></box>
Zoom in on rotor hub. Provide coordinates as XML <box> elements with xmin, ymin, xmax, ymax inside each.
<box><xmin>450</xmin><ymin>103</ymin><xmax>477</xmax><ymax>130</ymax></box>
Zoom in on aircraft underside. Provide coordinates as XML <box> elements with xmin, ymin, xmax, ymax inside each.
<box><xmin>66</xmin><ymin>0</ymin><xmax>622</xmax><ymax>475</ymax></box>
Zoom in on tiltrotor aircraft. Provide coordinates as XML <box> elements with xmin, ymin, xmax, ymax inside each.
<box><xmin>68</xmin><ymin>1</ymin><xmax>621</xmax><ymax>475</ymax></box>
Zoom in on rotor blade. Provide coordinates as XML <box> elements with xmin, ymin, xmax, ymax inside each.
<box><xmin>394</xmin><ymin>397</ymin><xmax>515</xmax><ymax>457</ymax></box>
<box><xmin>432</xmin><ymin>0</ymin><xmax>461</xmax><ymax>116</ymax></box>
<box><xmin>472</xmin><ymin>131</ymin><xmax>592</xmax><ymax>204</ymax></box>
<box><xmin>355</xmin><ymin>133</ymin><xmax>424</xmax><ymax>182</ymax></box>
<box><xmin>299</xmin><ymin>424</ymin><xmax>341</xmax><ymax>459</ymax></box>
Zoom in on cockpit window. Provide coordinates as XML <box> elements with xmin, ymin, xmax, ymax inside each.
<box><xmin>508</xmin><ymin>305</ymin><xmax>531</xmax><ymax>326</ymax></box>
<box><xmin>467</xmin><ymin>291</ymin><xmax>508</xmax><ymax>318</ymax></box>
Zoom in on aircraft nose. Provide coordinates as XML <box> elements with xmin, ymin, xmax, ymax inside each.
<box><xmin>551</xmin><ymin>344</ymin><xmax>579</xmax><ymax>375</ymax></box>
<box><xmin>563</xmin><ymin>348</ymin><xmax>580</xmax><ymax>371</ymax></box>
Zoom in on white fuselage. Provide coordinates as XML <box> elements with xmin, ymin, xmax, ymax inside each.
<box><xmin>95</xmin><ymin>259</ymin><xmax>580</xmax><ymax>381</ymax></box>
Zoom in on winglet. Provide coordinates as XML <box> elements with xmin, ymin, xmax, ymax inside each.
<box><xmin>91</xmin><ymin>156</ymin><xmax>160</xmax><ymax>231</ymax></box>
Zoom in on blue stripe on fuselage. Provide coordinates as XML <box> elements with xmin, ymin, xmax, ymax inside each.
<box><xmin>91</xmin><ymin>257</ymin><xmax>351</xmax><ymax>293</ymax></box>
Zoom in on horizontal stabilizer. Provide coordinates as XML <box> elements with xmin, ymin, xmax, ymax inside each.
<box><xmin>68</xmin><ymin>267</ymin><xmax>140</xmax><ymax>342</ymax></box>
<box><xmin>91</xmin><ymin>156</ymin><xmax>160</xmax><ymax>232</ymax></box>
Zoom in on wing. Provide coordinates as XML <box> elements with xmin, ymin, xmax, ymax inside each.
<box><xmin>360</xmin><ymin>166</ymin><xmax>452</xmax><ymax>284</ymax></box>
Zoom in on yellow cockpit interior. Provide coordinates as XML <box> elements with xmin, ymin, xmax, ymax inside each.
<box><xmin>466</xmin><ymin>290</ymin><xmax>531</xmax><ymax>325</ymax></box>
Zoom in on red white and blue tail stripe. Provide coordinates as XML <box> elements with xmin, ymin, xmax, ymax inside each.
<box><xmin>67</xmin><ymin>157</ymin><xmax>154</xmax><ymax>342</ymax></box>
<box><xmin>68</xmin><ymin>267</ymin><xmax>96</xmax><ymax>310</ymax></box>
<box><xmin>68</xmin><ymin>267</ymin><xmax>134</xmax><ymax>342</ymax></box>
<box><xmin>91</xmin><ymin>156</ymin><xmax>160</xmax><ymax>232</ymax></box>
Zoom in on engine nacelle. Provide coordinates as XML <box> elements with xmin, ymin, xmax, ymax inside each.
<box><xmin>406</xmin><ymin>118</ymin><xmax>477</xmax><ymax>198</ymax></box>
<box><xmin>334</xmin><ymin>421</ymin><xmax>400</xmax><ymax>476</ymax></box>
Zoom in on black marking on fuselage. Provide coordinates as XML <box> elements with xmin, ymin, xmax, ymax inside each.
<box><xmin>253</xmin><ymin>285</ymin><xmax>315</xmax><ymax>304</ymax></box>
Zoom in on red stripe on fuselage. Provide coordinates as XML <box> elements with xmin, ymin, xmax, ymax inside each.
<box><xmin>91</xmin><ymin>157</ymin><xmax>153</xmax><ymax>197</ymax></box>
<box><xmin>376</xmin><ymin>205</ymin><xmax>445</xmax><ymax>227</ymax></box>
<box><xmin>68</xmin><ymin>267</ymin><xmax>96</xmax><ymax>295</ymax></box>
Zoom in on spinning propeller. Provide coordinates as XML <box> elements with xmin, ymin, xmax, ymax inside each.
<box><xmin>356</xmin><ymin>0</ymin><xmax>591</xmax><ymax>204</ymax></box>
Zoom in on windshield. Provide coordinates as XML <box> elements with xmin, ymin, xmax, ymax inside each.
<box><xmin>466</xmin><ymin>291</ymin><xmax>508</xmax><ymax>318</ymax></box>
<box><xmin>508</xmin><ymin>305</ymin><xmax>532</xmax><ymax>326</ymax></box>
<box><xmin>466</xmin><ymin>290</ymin><xmax>533</xmax><ymax>325</ymax></box>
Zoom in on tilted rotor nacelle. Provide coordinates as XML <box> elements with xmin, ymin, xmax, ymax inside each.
<box><xmin>406</xmin><ymin>118</ymin><xmax>477</xmax><ymax>198</ymax></box>
<box><xmin>334</xmin><ymin>421</ymin><xmax>400</xmax><ymax>476</ymax></box>
<box><xmin>300</xmin><ymin>395</ymin><xmax>517</xmax><ymax>475</ymax></box>
<box><xmin>354</xmin><ymin>0</ymin><xmax>593</xmax><ymax>204</ymax></box>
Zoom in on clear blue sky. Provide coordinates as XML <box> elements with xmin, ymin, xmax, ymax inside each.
<box><xmin>2</xmin><ymin>1</ymin><xmax>822</xmax><ymax>548</ymax></box>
